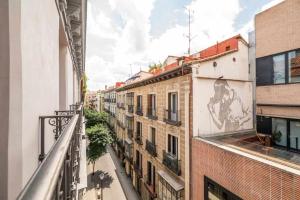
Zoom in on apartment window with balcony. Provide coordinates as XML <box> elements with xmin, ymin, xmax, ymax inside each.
<box><xmin>127</xmin><ymin>92</ymin><xmax>134</xmax><ymax>113</ymax></box>
<box><xmin>164</xmin><ymin>92</ymin><xmax>181</xmax><ymax>125</ymax></box>
<box><xmin>204</xmin><ymin>176</ymin><xmax>242</xmax><ymax>200</ymax></box>
<box><xmin>147</xmin><ymin>94</ymin><xmax>157</xmax><ymax>119</ymax></box>
<box><xmin>136</xmin><ymin>95</ymin><xmax>143</xmax><ymax>115</ymax></box>
<box><xmin>146</xmin><ymin>161</ymin><xmax>156</xmax><ymax>191</ymax></box>
<box><xmin>256</xmin><ymin>49</ymin><xmax>300</xmax><ymax>85</ymax></box>
<box><xmin>168</xmin><ymin>134</ymin><xmax>178</xmax><ymax>157</ymax></box>
<box><xmin>135</xmin><ymin>150</ymin><xmax>143</xmax><ymax>194</ymax></box>
<box><xmin>146</xmin><ymin>127</ymin><xmax>157</xmax><ymax>157</ymax></box>
<box><xmin>257</xmin><ymin>116</ymin><xmax>300</xmax><ymax>152</ymax></box>
<box><xmin>135</xmin><ymin>121</ymin><xmax>143</xmax><ymax>145</ymax></box>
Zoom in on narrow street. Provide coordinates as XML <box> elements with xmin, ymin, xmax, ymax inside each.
<box><xmin>83</xmin><ymin>146</ymin><xmax>140</xmax><ymax>200</ymax></box>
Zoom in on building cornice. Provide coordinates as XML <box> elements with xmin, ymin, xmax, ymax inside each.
<box><xmin>56</xmin><ymin>0</ymin><xmax>87</xmax><ymax>79</ymax></box>
<box><xmin>116</xmin><ymin>65</ymin><xmax>192</xmax><ymax>92</ymax></box>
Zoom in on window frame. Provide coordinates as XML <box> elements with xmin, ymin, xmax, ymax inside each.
<box><xmin>256</xmin><ymin>48</ymin><xmax>300</xmax><ymax>86</ymax></box>
<box><xmin>257</xmin><ymin>115</ymin><xmax>300</xmax><ymax>153</ymax></box>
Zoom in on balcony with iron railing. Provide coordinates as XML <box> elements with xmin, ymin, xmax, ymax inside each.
<box><xmin>133</xmin><ymin>162</ymin><xmax>143</xmax><ymax>178</ymax></box>
<box><xmin>144</xmin><ymin>174</ymin><xmax>157</xmax><ymax>198</ymax></box>
<box><xmin>135</xmin><ymin>106</ymin><xmax>143</xmax><ymax>116</ymax></box>
<box><xmin>117</xmin><ymin>139</ymin><xmax>125</xmax><ymax>152</ymax></box>
<box><xmin>162</xmin><ymin>150</ymin><xmax>181</xmax><ymax>176</ymax></box>
<box><xmin>135</xmin><ymin>134</ymin><xmax>143</xmax><ymax>145</ymax></box>
<box><xmin>163</xmin><ymin>109</ymin><xmax>181</xmax><ymax>126</ymax></box>
<box><xmin>146</xmin><ymin>107</ymin><xmax>158</xmax><ymax>120</ymax></box>
<box><xmin>124</xmin><ymin>150</ymin><xmax>133</xmax><ymax>164</ymax></box>
<box><xmin>145</xmin><ymin>140</ymin><xmax>157</xmax><ymax>157</ymax></box>
<box><xmin>17</xmin><ymin>103</ymin><xmax>83</xmax><ymax>200</ymax></box>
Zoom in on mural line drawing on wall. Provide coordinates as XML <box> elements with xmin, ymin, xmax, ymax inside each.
<box><xmin>207</xmin><ymin>79</ymin><xmax>251</xmax><ymax>132</ymax></box>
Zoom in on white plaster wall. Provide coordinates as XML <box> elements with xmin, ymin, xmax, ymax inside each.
<box><xmin>193</xmin><ymin>41</ymin><xmax>250</xmax><ymax>81</ymax></box>
<box><xmin>193</xmin><ymin>79</ymin><xmax>253</xmax><ymax>136</ymax></box>
<box><xmin>192</xmin><ymin>41</ymin><xmax>253</xmax><ymax>136</ymax></box>
<box><xmin>20</xmin><ymin>0</ymin><xmax>60</xmax><ymax>185</ymax></box>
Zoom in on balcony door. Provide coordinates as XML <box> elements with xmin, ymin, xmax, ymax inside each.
<box><xmin>167</xmin><ymin>134</ymin><xmax>178</xmax><ymax>158</ymax></box>
<box><xmin>168</xmin><ymin>92</ymin><xmax>178</xmax><ymax>121</ymax></box>
<box><xmin>148</xmin><ymin>94</ymin><xmax>156</xmax><ymax>115</ymax></box>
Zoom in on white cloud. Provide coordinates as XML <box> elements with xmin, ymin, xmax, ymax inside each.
<box><xmin>86</xmin><ymin>0</ymin><xmax>278</xmax><ymax>91</ymax></box>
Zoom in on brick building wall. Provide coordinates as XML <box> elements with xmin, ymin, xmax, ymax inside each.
<box><xmin>191</xmin><ymin>139</ymin><xmax>300</xmax><ymax>200</ymax></box>
<box><xmin>255</xmin><ymin>0</ymin><xmax>300</xmax><ymax>58</ymax></box>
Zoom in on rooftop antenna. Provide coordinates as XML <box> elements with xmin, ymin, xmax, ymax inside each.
<box><xmin>184</xmin><ymin>7</ymin><xmax>197</xmax><ymax>55</ymax></box>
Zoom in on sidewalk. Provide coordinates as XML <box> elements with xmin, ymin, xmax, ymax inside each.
<box><xmin>108</xmin><ymin>146</ymin><xmax>140</xmax><ymax>200</ymax></box>
<box><xmin>82</xmin><ymin>146</ymin><xmax>140</xmax><ymax>200</ymax></box>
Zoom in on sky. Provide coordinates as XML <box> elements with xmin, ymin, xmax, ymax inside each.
<box><xmin>86</xmin><ymin>0</ymin><xmax>284</xmax><ymax>91</ymax></box>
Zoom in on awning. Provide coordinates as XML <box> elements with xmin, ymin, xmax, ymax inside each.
<box><xmin>125</xmin><ymin>138</ymin><xmax>133</xmax><ymax>145</ymax></box>
<box><xmin>157</xmin><ymin>170</ymin><xmax>184</xmax><ymax>191</ymax></box>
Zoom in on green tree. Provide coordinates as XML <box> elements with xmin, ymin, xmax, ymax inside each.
<box><xmin>86</xmin><ymin>124</ymin><xmax>113</xmax><ymax>175</ymax></box>
<box><xmin>148</xmin><ymin>62</ymin><xmax>162</xmax><ymax>73</ymax></box>
<box><xmin>84</xmin><ymin>109</ymin><xmax>108</xmax><ymax>128</ymax></box>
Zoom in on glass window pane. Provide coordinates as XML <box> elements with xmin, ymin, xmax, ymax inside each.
<box><xmin>273</xmin><ymin>54</ymin><xmax>285</xmax><ymax>84</ymax></box>
<box><xmin>288</xmin><ymin>51</ymin><xmax>300</xmax><ymax>83</ymax></box>
<box><xmin>272</xmin><ymin>118</ymin><xmax>287</xmax><ymax>147</ymax></box>
<box><xmin>290</xmin><ymin>121</ymin><xmax>300</xmax><ymax>150</ymax></box>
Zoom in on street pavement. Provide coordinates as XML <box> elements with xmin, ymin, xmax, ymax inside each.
<box><xmin>83</xmin><ymin>146</ymin><xmax>140</xmax><ymax>200</ymax></box>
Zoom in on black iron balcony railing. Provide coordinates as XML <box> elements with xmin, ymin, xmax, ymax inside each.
<box><xmin>135</xmin><ymin>106</ymin><xmax>143</xmax><ymax>116</ymax></box>
<box><xmin>163</xmin><ymin>109</ymin><xmax>181</xmax><ymax>126</ymax></box>
<box><xmin>145</xmin><ymin>140</ymin><xmax>157</xmax><ymax>157</ymax></box>
<box><xmin>17</xmin><ymin>103</ymin><xmax>83</xmax><ymax>200</ymax></box>
<box><xmin>133</xmin><ymin>162</ymin><xmax>143</xmax><ymax>178</ymax></box>
<box><xmin>128</xmin><ymin>105</ymin><xmax>134</xmax><ymax>113</ymax></box>
<box><xmin>144</xmin><ymin>175</ymin><xmax>157</xmax><ymax>198</ymax></box>
<box><xmin>147</xmin><ymin>107</ymin><xmax>158</xmax><ymax>120</ymax></box>
<box><xmin>135</xmin><ymin>134</ymin><xmax>143</xmax><ymax>145</ymax></box>
<box><xmin>162</xmin><ymin>150</ymin><xmax>181</xmax><ymax>176</ymax></box>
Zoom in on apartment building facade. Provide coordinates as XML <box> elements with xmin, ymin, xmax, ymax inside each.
<box><xmin>113</xmin><ymin>66</ymin><xmax>192</xmax><ymax>200</ymax></box>
<box><xmin>0</xmin><ymin>0</ymin><xmax>87</xmax><ymax>199</ymax></box>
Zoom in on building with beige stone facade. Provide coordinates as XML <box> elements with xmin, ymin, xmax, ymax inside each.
<box><xmin>113</xmin><ymin>65</ymin><xmax>192</xmax><ymax>200</ymax></box>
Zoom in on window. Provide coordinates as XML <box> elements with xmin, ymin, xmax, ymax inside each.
<box><xmin>272</xmin><ymin>118</ymin><xmax>287</xmax><ymax>147</ymax></box>
<box><xmin>273</xmin><ymin>54</ymin><xmax>285</xmax><ymax>84</ymax></box>
<box><xmin>205</xmin><ymin>177</ymin><xmax>242</xmax><ymax>200</ymax></box>
<box><xmin>136</xmin><ymin>150</ymin><xmax>142</xmax><ymax>168</ymax></box>
<box><xmin>167</xmin><ymin>134</ymin><xmax>178</xmax><ymax>157</ymax></box>
<box><xmin>290</xmin><ymin>121</ymin><xmax>300</xmax><ymax>150</ymax></box>
<box><xmin>147</xmin><ymin>161</ymin><xmax>155</xmax><ymax>187</ymax></box>
<box><xmin>148</xmin><ymin>94</ymin><xmax>156</xmax><ymax>115</ymax></box>
<box><xmin>150</xmin><ymin>127</ymin><xmax>156</xmax><ymax>144</ymax></box>
<box><xmin>137</xmin><ymin>95</ymin><xmax>142</xmax><ymax>109</ymax></box>
<box><xmin>257</xmin><ymin>116</ymin><xmax>300</xmax><ymax>152</ymax></box>
<box><xmin>167</xmin><ymin>92</ymin><xmax>178</xmax><ymax>121</ymax></box>
<box><xmin>136</xmin><ymin>121</ymin><xmax>142</xmax><ymax>137</ymax></box>
<box><xmin>256</xmin><ymin>49</ymin><xmax>300</xmax><ymax>86</ymax></box>
<box><xmin>288</xmin><ymin>50</ymin><xmax>300</xmax><ymax>83</ymax></box>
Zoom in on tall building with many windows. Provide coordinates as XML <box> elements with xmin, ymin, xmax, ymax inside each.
<box><xmin>113</xmin><ymin>64</ymin><xmax>192</xmax><ymax>200</ymax></box>
<box><xmin>0</xmin><ymin>0</ymin><xmax>87</xmax><ymax>199</ymax></box>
